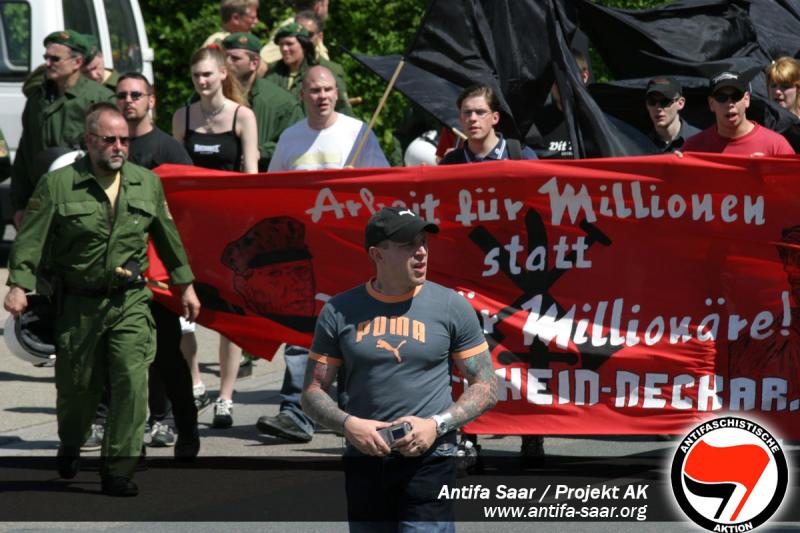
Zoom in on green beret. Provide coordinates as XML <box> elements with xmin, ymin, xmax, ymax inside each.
<box><xmin>83</xmin><ymin>34</ymin><xmax>100</xmax><ymax>64</ymax></box>
<box><xmin>43</xmin><ymin>30</ymin><xmax>91</xmax><ymax>56</ymax></box>
<box><xmin>274</xmin><ymin>23</ymin><xmax>309</xmax><ymax>44</ymax></box>
<box><xmin>223</xmin><ymin>32</ymin><xmax>262</xmax><ymax>54</ymax></box>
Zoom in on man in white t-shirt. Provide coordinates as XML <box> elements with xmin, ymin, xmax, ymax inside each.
<box><xmin>268</xmin><ymin>65</ymin><xmax>389</xmax><ymax>172</ymax></box>
<box><xmin>258</xmin><ymin>65</ymin><xmax>388</xmax><ymax>444</ymax></box>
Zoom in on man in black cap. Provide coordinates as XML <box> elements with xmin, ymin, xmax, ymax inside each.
<box><xmin>222</xmin><ymin>33</ymin><xmax>304</xmax><ymax>170</ymax></box>
<box><xmin>683</xmin><ymin>70</ymin><xmax>794</xmax><ymax>155</ymax></box>
<box><xmin>644</xmin><ymin>76</ymin><xmax>699</xmax><ymax>153</ymax></box>
<box><xmin>302</xmin><ymin>207</ymin><xmax>497</xmax><ymax>529</ymax></box>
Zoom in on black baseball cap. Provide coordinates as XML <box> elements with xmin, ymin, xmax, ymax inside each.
<box><xmin>364</xmin><ymin>207</ymin><xmax>439</xmax><ymax>250</ymax></box>
<box><xmin>709</xmin><ymin>70</ymin><xmax>748</xmax><ymax>94</ymax></box>
<box><xmin>646</xmin><ymin>77</ymin><xmax>681</xmax><ymax>100</ymax></box>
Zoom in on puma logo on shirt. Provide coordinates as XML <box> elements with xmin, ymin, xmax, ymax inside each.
<box><xmin>376</xmin><ymin>339</ymin><xmax>406</xmax><ymax>363</ymax></box>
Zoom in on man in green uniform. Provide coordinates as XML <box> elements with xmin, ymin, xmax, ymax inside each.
<box><xmin>222</xmin><ymin>32</ymin><xmax>305</xmax><ymax>171</ymax></box>
<box><xmin>22</xmin><ymin>33</ymin><xmax>119</xmax><ymax>98</ymax></box>
<box><xmin>4</xmin><ymin>103</ymin><xmax>201</xmax><ymax>497</ymax></box>
<box><xmin>12</xmin><ymin>30</ymin><xmax>114</xmax><ymax>227</ymax></box>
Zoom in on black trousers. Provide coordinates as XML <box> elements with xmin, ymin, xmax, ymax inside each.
<box><xmin>147</xmin><ymin>302</ymin><xmax>197</xmax><ymax>436</ymax></box>
<box><xmin>344</xmin><ymin>434</ymin><xmax>457</xmax><ymax>530</ymax></box>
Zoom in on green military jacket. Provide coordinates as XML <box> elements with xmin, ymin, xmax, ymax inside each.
<box><xmin>11</xmin><ymin>75</ymin><xmax>114</xmax><ymax>211</ymax></box>
<box><xmin>250</xmin><ymin>77</ymin><xmax>305</xmax><ymax>171</ymax></box>
<box><xmin>265</xmin><ymin>58</ymin><xmax>353</xmax><ymax>116</ymax></box>
<box><xmin>9</xmin><ymin>157</ymin><xmax>194</xmax><ymax>293</ymax></box>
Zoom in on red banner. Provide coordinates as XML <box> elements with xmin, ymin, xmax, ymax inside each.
<box><xmin>153</xmin><ymin>154</ymin><xmax>800</xmax><ymax>437</ymax></box>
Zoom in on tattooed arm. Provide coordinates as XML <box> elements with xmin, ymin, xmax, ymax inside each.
<box><xmin>446</xmin><ymin>348</ymin><xmax>497</xmax><ymax>427</ymax></box>
<box><xmin>393</xmin><ymin>349</ymin><xmax>496</xmax><ymax>457</ymax></box>
<box><xmin>301</xmin><ymin>358</ymin><xmax>392</xmax><ymax>456</ymax></box>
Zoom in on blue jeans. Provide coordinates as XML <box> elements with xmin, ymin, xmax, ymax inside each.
<box><xmin>344</xmin><ymin>436</ymin><xmax>457</xmax><ymax>532</ymax></box>
<box><xmin>279</xmin><ymin>345</ymin><xmax>315</xmax><ymax>435</ymax></box>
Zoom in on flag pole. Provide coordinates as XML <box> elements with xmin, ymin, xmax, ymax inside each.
<box><xmin>347</xmin><ymin>58</ymin><xmax>405</xmax><ymax>167</ymax></box>
<box><xmin>347</xmin><ymin>0</ymin><xmax>438</xmax><ymax>167</ymax></box>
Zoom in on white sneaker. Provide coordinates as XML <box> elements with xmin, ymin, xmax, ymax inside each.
<box><xmin>212</xmin><ymin>398</ymin><xmax>234</xmax><ymax>429</ymax></box>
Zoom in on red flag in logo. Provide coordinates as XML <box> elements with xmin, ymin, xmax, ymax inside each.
<box><xmin>684</xmin><ymin>440</ymin><xmax>770</xmax><ymax>521</ymax></box>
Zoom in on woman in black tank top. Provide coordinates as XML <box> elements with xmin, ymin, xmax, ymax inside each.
<box><xmin>170</xmin><ymin>46</ymin><xmax>259</xmax><ymax>428</ymax></box>
<box><xmin>172</xmin><ymin>46</ymin><xmax>259</xmax><ymax>174</ymax></box>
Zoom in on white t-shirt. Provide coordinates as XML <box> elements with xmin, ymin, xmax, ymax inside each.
<box><xmin>268</xmin><ymin>113</ymin><xmax>390</xmax><ymax>171</ymax></box>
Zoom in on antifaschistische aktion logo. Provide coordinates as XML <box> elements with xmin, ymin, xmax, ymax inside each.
<box><xmin>671</xmin><ymin>416</ymin><xmax>789</xmax><ymax>531</ymax></box>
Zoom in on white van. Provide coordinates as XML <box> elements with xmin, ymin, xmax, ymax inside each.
<box><xmin>0</xmin><ymin>0</ymin><xmax>154</xmax><ymax>159</ymax></box>
<box><xmin>0</xmin><ymin>0</ymin><xmax>153</xmax><ymax>227</ymax></box>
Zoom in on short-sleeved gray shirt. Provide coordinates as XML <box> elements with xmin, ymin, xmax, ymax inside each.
<box><xmin>310</xmin><ymin>280</ymin><xmax>488</xmax><ymax>422</ymax></box>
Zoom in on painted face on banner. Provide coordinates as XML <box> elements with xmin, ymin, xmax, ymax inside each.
<box><xmin>222</xmin><ymin>217</ymin><xmax>317</xmax><ymax>318</ymax></box>
<box><xmin>233</xmin><ymin>259</ymin><xmax>316</xmax><ymax>316</ymax></box>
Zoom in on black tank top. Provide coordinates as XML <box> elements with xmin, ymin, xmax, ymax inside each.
<box><xmin>184</xmin><ymin>105</ymin><xmax>243</xmax><ymax>171</ymax></box>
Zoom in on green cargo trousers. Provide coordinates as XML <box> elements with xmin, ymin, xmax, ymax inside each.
<box><xmin>54</xmin><ymin>286</ymin><xmax>155</xmax><ymax>479</ymax></box>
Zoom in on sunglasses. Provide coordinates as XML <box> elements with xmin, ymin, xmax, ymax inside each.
<box><xmin>646</xmin><ymin>96</ymin><xmax>677</xmax><ymax>107</ymax></box>
<box><xmin>43</xmin><ymin>53</ymin><xmax>70</xmax><ymax>63</ymax></box>
<box><xmin>712</xmin><ymin>90</ymin><xmax>745</xmax><ymax>103</ymax></box>
<box><xmin>116</xmin><ymin>91</ymin><xmax>148</xmax><ymax>101</ymax></box>
<box><xmin>89</xmin><ymin>132</ymin><xmax>130</xmax><ymax>146</ymax></box>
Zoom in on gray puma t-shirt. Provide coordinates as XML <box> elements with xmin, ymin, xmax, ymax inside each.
<box><xmin>310</xmin><ymin>280</ymin><xmax>488</xmax><ymax>422</ymax></box>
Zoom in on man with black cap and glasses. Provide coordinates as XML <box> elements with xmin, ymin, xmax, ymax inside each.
<box><xmin>683</xmin><ymin>70</ymin><xmax>794</xmax><ymax>155</ymax></box>
<box><xmin>644</xmin><ymin>77</ymin><xmax>699</xmax><ymax>153</ymax></box>
<box><xmin>301</xmin><ymin>207</ymin><xmax>497</xmax><ymax>529</ymax></box>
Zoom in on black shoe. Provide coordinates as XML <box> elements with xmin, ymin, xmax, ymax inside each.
<box><xmin>256</xmin><ymin>412</ymin><xmax>313</xmax><ymax>443</ymax></box>
<box><xmin>101</xmin><ymin>476</ymin><xmax>138</xmax><ymax>497</ymax></box>
<box><xmin>57</xmin><ymin>446</ymin><xmax>80</xmax><ymax>479</ymax></box>
<box><xmin>212</xmin><ymin>398</ymin><xmax>234</xmax><ymax>429</ymax></box>
<box><xmin>174</xmin><ymin>430</ymin><xmax>200</xmax><ymax>462</ymax></box>
<box><xmin>520</xmin><ymin>435</ymin><xmax>545</xmax><ymax>468</ymax></box>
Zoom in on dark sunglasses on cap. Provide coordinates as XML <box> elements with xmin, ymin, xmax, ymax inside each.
<box><xmin>712</xmin><ymin>90</ymin><xmax>745</xmax><ymax>103</ymax></box>
<box><xmin>646</xmin><ymin>95</ymin><xmax>678</xmax><ymax>107</ymax></box>
<box><xmin>115</xmin><ymin>91</ymin><xmax>148</xmax><ymax>101</ymax></box>
<box><xmin>89</xmin><ymin>132</ymin><xmax>130</xmax><ymax>145</ymax></box>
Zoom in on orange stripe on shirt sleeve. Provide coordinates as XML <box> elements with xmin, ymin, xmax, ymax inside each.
<box><xmin>451</xmin><ymin>341</ymin><xmax>489</xmax><ymax>360</ymax></box>
<box><xmin>309</xmin><ymin>351</ymin><xmax>342</xmax><ymax>367</ymax></box>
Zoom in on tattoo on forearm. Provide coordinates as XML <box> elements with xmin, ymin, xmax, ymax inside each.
<box><xmin>301</xmin><ymin>360</ymin><xmax>349</xmax><ymax>433</ymax></box>
<box><xmin>447</xmin><ymin>350</ymin><xmax>497</xmax><ymax>428</ymax></box>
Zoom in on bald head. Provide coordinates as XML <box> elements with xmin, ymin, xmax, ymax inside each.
<box><xmin>301</xmin><ymin>65</ymin><xmax>338</xmax><ymax>129</ymax></box>
<box><xmin>302</xmin><ymin>65</ymin><xmax>334</xmax><ymax>91</ymax></box>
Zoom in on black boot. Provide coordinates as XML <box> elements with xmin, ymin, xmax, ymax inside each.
<box><xmin>174</xmin><ymin>428</ymin><xmax>200</xmax><ymax>461</ymax></box>
<box><xmin>101</xmin><ymin>475</ymin><xmax>138</xmax><ymax>497</ymax></box>
<box><xmin>57</xmin><ymin>445</ymin><xmax>80</xmax><ymax>479</ymax></box>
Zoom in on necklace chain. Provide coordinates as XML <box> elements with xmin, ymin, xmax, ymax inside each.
<box><xmin>201</xmin><ymin>101</ymin><xmax>225</xmax><ymax>122</ymax></box>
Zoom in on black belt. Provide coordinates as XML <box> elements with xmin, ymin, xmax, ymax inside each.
<box><xmin>63</xmin><ymin>284</ymin><xmax>140</xmax><ymax>297</ymax></box>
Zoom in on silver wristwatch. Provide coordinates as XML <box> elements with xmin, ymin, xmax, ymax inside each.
<box><xmin>431</xmin><ymin>413</ymin><xmax>453</xmax><ymax>437</ymax></box>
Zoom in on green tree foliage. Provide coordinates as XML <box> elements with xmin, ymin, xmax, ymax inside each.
<box><xmin>139</xmin><ymin>0</ymin><xmax>668</xmax><ymax>156</ymax></box>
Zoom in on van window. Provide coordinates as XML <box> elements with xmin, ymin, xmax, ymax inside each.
<box><xmin>63</xmin><ymin>0</ymin><xmax>99</xmax><ymax>38</ymax></box>
<box><xmin>0</xmin><ymin>1</ymin><xmax>31</xmax><ymax>80</ymax></box>
<box><xmin>103</xmin><ymin>0</ymin><xmax>142</xmax><ymax>73</ymax></box>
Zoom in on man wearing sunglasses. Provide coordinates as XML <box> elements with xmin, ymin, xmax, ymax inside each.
<box><xmin>5</xmin><ymin>102</ymin><xmax>201</xmax><ymax>497</ymax></box>
<box><xmin>644</xmin><ymin>77</ymin><xmax>699</xmax><ymax>153</ymax></box>
<box><xmin>683</xmin><ymin>70</ymin><xmax>794</xmax><ymax>155</ymax></box>
<box><xmin>11</xmin><ymin>30</ymin><xmax>114</xmax><ymax>229</ymax></box>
